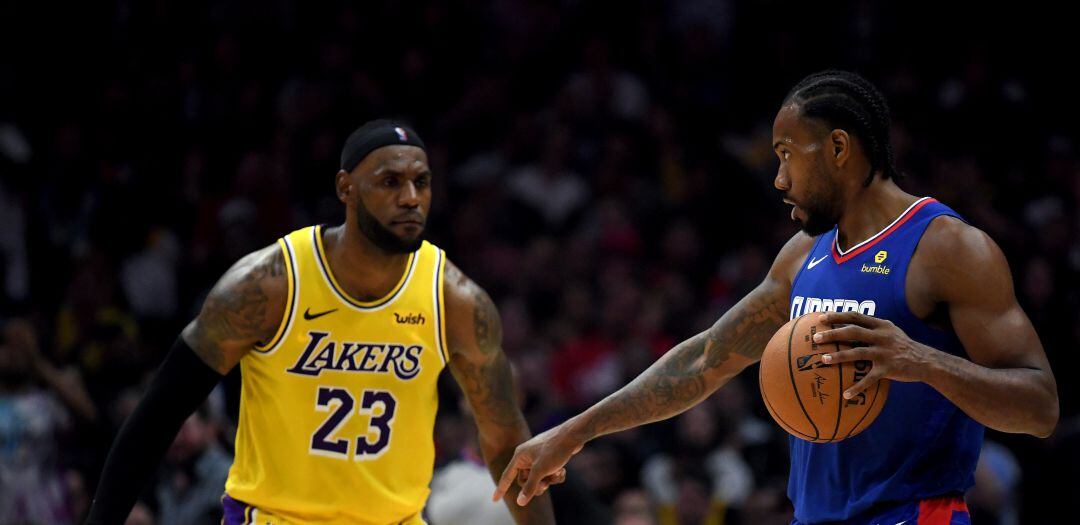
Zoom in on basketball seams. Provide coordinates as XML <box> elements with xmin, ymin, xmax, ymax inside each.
<box><xmin>830</xmin><ymin>338</ymin><xmax>844</xmax><ymax>442</ymax></box>
<box><xmin>786</xmin><ymin>315</ymin><xmax>821</xmax><ymax>440</ymax></box>
<box><xmin>764</xmin><ymin>314</ymin><xmax>887</xmax><ymax>443</ymax></box>
<box><xmin>843</xmin><ymin>372</ymin><xmax>883</xmax><ymax>440</ymax></box>
<box><xmin>761</xmin><ymin>367</ymin><xmax>820</xmax><ymax>441</ymax></box>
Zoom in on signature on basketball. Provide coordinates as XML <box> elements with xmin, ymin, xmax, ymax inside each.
<box><xmin>811</xmin><ymin>373</ymin><xmax>831</xmax><ymax>405</ymax></box>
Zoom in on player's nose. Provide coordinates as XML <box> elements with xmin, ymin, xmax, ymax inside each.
<box><xmin>774</xmin><ymin>169</ymin><xmax>790</xmax><ymax>192</ymax></box>
<box><xmin>398</xmin><ymin>182</ymin><xmax>421</xmax><ymax>208</ymax></box>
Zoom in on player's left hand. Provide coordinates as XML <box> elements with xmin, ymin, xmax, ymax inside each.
<box><xmin>813</xmin><ymin>312</ymin><xmax>933</xmax><ymax>400</ymax></box>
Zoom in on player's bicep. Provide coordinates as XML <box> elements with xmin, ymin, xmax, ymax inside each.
<box><xmin>937</xmin><ymin>226</ymin><xmax>1049</xmax><ymax>370</ymax></box>
<box><xmin>950</xmin><ymin>299</ymin><xmax>1046</xmax><ymax>369</ymax></box>
<box><xmin>181</xmin><ymin>244</ymin><xmax>288</xmax><ymax>374</ymax></box>
<box><xmin>443</xmin><ymin>261</ymin><xmax>524</xmax><ymax>429</ymax></box>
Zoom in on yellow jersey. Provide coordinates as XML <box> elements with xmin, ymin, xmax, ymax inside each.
<box><xmin>224</xmin><ymin>225</ymin><xmax>448</xmax><ymax>524</ymax></box>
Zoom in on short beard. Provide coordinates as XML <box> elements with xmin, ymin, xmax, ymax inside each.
<box><xmin>798</xmin><ymin>205</ymin><xmax>840</xmax><ymax>236</ymax></box>
<box><xmin>796</xmin><ymin>161</ymin><xmax>842</xmax><ymax>236</ymax></box>
<box><xmin>356</xmin><ymin>199</ymin><xmax>424</xmax><ymax>254</ymax></box>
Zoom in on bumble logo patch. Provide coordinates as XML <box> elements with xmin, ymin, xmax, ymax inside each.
<box><xmin>862</xmin><ymin>250</ymin><xmax>891</xmax><ymax>276</ymax></box>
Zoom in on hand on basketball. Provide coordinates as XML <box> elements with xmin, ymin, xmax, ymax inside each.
<box><xmin>814</xmin><ymin>312</ymin><xmax>932</xmax><ymax>400</ymax></box>
<box><xmin>492</xmin><ymin>424</ymin><xmax>583</xmax><ymax>506</ymax></box>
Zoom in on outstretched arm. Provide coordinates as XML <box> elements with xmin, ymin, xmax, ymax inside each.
<box><xmin>443</xmin><ymin>261</ymin><xmax>557</xmax><ymax>524</ymax></box>
<box><xmin>86</xmin><ymin>244</ymin><xmax>287</xmax><ymax>524</ymax></box>
<box><xmin>814</xmin><ymin>218</ymin><xmax>1058</xmax><ymax>437</ymax></box>
<box><xmin>495</xmin><ymin>232</ymin><xmax>813</xmax><ymax>505</ymax></box>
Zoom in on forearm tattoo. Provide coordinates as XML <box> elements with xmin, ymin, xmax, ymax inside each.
<box><xmin>575</xmin><ymin>286</ymin><xmax>787</xmax><ymax>441</ymax></box>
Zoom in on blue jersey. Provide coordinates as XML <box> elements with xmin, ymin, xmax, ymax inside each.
<box><xmin>786</xmin><ymin>197</ymin><xmax>984</xmax><ymax>524</ymax></box>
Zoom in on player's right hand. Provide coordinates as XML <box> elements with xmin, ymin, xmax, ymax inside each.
<box><xmin>492</xmin><ymin>424</ymin><xmax>584</xmax><ymax>506</ymax></box>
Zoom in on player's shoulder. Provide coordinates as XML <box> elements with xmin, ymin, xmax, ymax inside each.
<box><xmin>778</xmin><ymin>230</ymin><xmax>818</xmax><ymax>260</ymax></box>
<box><xmin>919</xmin><ymin>215</ymin><xmax>1004</xmax><ymax>266</ymax></box>
<box><xmin>185</xmin><ymin>242</ymin><xmax>290</xmax><ymax>372</ymax></box>
<box><xmin>771</xmin><ymin>231</ymin><xmax>818</xmax><ymax>282</ymax></box>
<box><xmin>216</xmin><ymin>242</ymin><xmax>289</xmax><ymax>298</ymax></box>
<box><xmin>440</xmin><ymin>259</ymin><xmax>501</xmax><ymax>354</ymax></box>
<box><xmin>441</xmin><ymin>259</ymin><xmax>491</xmax><ymax>316</ymax></box>
<box><xmin>915</xmin><ymin>215</ymin><xmax>1012</xmax><ymax>302</ymax></box>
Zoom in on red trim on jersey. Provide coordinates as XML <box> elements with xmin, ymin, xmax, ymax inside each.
<box><xmin>832</xmin><ymin>198</ymin><xmax>937</xmax><ymax>264</ymax></box>
<box><xmin>917</xmin><ymin>495</ymin><xmax>968</xmax><ymax>525</ymax></box>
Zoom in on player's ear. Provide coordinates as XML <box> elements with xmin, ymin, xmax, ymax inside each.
<box><xmin>335</xmin><ymin>170</ymin><xmax>352</xmax><ymax>204</ymax></box>
<box><xmin>830</xmin><ymin>129</ymin><xmax>851</xmax><ymax>167</ymax></box>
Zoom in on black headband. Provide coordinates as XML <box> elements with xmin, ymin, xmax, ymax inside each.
<box><xmin>340</xmin><ymin>119</ymin><xmax>427</xmax><ymax>173</ymax></box>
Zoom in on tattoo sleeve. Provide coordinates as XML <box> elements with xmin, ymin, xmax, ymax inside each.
<box><xmin>182</xmin><ymin>245</ymin><xmax>287</xmax><ymax>373</ymax></box>
<box><xmin>452</xmin><ymin>283</ymin><xmax>523</xmax><ymax>426</ymax></box>
<box><xmin>571</xmin><ymin>278</ymin><xmax>789</xmax><ymax>442</ymax></box>
<box><xmin>445</xmin><ymin>263</ymin><xmax>555</xmax><ymax>524</ymax></box>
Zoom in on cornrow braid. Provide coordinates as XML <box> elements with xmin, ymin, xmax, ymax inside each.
<box><xmin>784</xmin><ymin>70</ymin><xmax>902</xmax><ymax>186</ymax></box>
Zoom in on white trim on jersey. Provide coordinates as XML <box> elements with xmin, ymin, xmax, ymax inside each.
<box><xmin>834</xmin><ymin>196</ymin><xmax>931</xmax><ymax>256</ymax></box>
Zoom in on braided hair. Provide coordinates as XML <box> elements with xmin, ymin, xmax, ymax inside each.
<box><xmin>784</xmin><ymin>70</ymin><xmax>902</xmax><ymax>186</ymax></box>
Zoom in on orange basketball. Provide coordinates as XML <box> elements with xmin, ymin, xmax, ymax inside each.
<box><xmin>759</xmin><ymin>313</ymin><xmax>889</xmax><ymax>443</ymax></box>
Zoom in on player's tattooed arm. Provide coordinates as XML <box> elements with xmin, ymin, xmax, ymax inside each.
<box><xmin>181</xmin><ymin>243</ymin><xmax>289</xmax><ymax>374</ymax></box>
<box><xmin>567</xmin><ymin>270</ymin><xmax>788</xmax><ymax>443</ymax></box>
<box><xmin>494</xmin><ymin>232</ymin><xmax>813</xmax><ymax>506</ymax></box>
<box><xmin>444</xmin><ymin>261</ymin><xmax>557</xmax><ymax>524</ymax></box>
<box><xmin>565</xmin><ymin>232</ymin><xmax>810</xmax><ymax>443</ymax></box>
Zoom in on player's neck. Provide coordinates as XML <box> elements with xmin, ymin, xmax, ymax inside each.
<box><xmin>322</xmin><ymin>224</ymin><xmax>412</xmax><ymax>301</ymax></box>
<box><xmin>835</xmin><ymin>179</ymin><xmax>919</xmax><ymax>252</ymax></box>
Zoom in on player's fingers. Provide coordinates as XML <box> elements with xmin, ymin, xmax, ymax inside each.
<box><xmin>551</xmin><ymin>467</ymin><xmax>567</xmax><ymax>484</ymax></box>
<box><xmin>535</xmin><ymin>469</ymin><xmax>566</xmax><ymax>498</ymax></box>
<box><xmin>812</xmin><ymin>324</ymin><xmax>880</xmax><ymax>346</ymax></box>
<box><xmin>538</xmin><ymin>474</ymin><xmax>561</xmax><ymax>495</ymax></box>
<box><xmin>493</xmin><ymin>454</ymin><xmax>524</xmax><ymax>502</ymax></box>
<box><xmin>821</xmin><ymin>346</ymin><xmax>874</xmax><ymax>365</ymax></box>
<box><xmin>536</xmin><ymin>467</ymin><xmax>566</xmax><ymax>492</ymax></box>
<box><xmin>820</xmin><ymin>311</ymin><xmax>882</xmax><ymax>328</ymax></box>
<box><xmin>843</xmin><ymin>365</ymin><xmax>886</xmax><ymax>400</ymax></box>
<box><xmin>517</xmin><ymin>467</ymin><xmax>545</xmax><ymax>506</ymax></box>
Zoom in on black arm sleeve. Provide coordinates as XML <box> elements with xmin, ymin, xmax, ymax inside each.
<box><xmin>85</xmin><ymin>337</ymin><xmax>225</xmax><ymax>525</ymax></box>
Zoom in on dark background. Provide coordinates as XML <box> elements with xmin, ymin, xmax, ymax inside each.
<box><xmin>0</xmin><ymin>1</ymin><xmax>1076</xmax><ymax>523</ymax></box>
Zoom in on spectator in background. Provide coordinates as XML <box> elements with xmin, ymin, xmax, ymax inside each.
<box><xmin>0</xmin><ymin>318</ymin><xmax>96</xmax><ymax>524</ymax></box>
<box><xmin>427</xmin><ymin>407</ymin><xmax>516</xmax><ymax>525</ymax></box>
<box><xmin>154</xmin><ymin>406</ymin><xmax>231</xmax><ymax>525</ymax></box>
<box><xmin>506</xmin><ymin>129</ymin><xmax>590</xmax><ymax>232</ymax></box>
<box><xmin>0</xmin><ymin>171</ymin><xmax>30</xmax><ymax>306</ymax></box>
<box><xmin>120</xmin><ymin>227</ymin><xmax>181</xmax><ymax>321</ymax></box>
<box><xmin>612</xmin><ymin>489</ymin><xmax>659</xmax><ymax>525</ymax></box>
<box><xmin>641</xmin><ymin>405</ymin><xmax>753</xmax><ymax>524</ymax></box>
<box><xmin>968</xmin><ymin>440</ymin><xmax>1021</xmax><ymax>525</ymax></box>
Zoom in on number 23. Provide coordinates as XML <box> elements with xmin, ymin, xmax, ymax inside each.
<box><xmin>310</xmin><ymin>387</ymin><xmax>397</xmax><ymax>460</ymax></box>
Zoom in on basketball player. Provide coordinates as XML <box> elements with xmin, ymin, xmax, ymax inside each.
<box><xmin>86</xmin><ymin>120</ymin><xmax>558</xmax><ymax>524</ymax></box>
<box><xmin>494</xmin><ymin>71</ymin><xmax>1059</xmax><ymax>524</ymax></box>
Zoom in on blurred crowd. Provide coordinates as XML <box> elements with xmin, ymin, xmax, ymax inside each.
<box><xmin>1</xmin><ymin>1</ymin><xmax>1076</xmax><ymax>524</ymax></box>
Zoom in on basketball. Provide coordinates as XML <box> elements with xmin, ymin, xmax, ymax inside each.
<box><xmin>759</xmin><ymin>313</ymin><xmax>890</xmax><ymax>443</ymax></box>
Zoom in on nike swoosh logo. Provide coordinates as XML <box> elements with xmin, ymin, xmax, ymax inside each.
<box><xmin>303</xmin><ymin>308</ymin><xmax>338</xmax><ymax>321</ymax></box>
<box><xmin>807</xmin><ymin>255</ymin><xmax>829</xmax><ymax>269</ymax></box>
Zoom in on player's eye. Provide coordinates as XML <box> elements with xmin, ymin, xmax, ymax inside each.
<box><xmin>782</xmin><ymin>150</ymin><xmax>791</xmax><ymax>161</ymax></box>
<box><xmin>414</xmin><ymin>176</ymin><xmax>429</xmax><ymax>189</ymax></box>
<box><xmin>383</xmin><ymin>177</ymin><xmax>399</xmax><ymax>187</ymax></box>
